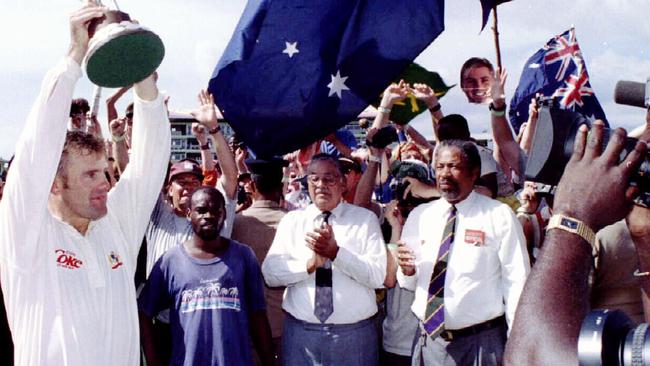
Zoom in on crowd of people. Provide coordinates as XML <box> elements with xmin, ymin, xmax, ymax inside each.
<box><xmin>1</xmin><ymin>3</ymin><xmax>650</xmax><ymax>366</ymax></box>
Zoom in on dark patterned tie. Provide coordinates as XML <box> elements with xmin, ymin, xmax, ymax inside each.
<box><xmin>314</xmin><ymin>211</ymin><xmax>333</xmax><ymax>323</ymax></box>
<box><xmin>423</xmin><ymin>205</ymin><xmax>457</xmax><ymax>339</ymax></box>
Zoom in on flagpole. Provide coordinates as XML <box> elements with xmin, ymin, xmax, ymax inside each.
<box><xmin>491</xmin><ymin>6</ymin><xmax>502</xmax><ymax>70</ymax></box>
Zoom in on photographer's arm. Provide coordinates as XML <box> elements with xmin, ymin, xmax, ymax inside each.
<box><xmin>505</xmin><ymin>122</ymin><xmax>647</xmax><ymax>366</ymax></box>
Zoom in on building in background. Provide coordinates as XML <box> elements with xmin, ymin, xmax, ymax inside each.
<box><xmin>168</xmin><ymin>107</ymin><xmax>378</xmax><ymax>163</ymax></box>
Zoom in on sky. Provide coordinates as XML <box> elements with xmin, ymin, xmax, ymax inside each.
<box><xmin>1</xmin><ymin>0</ymin><xmax>649</xmax><ymax>159</ymax></box>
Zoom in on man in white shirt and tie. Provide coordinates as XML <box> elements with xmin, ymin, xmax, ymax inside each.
<box><xmin>397</xmin><ymin>140</ymin><xmax>530</xmax><ymax>366</ymax></box>
<box><xmin>262</xmin><ymin>153</ymin><xmax>386</xmax><ymax>365</ymax></box>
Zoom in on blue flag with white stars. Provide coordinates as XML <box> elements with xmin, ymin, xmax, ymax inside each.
<box><xmin>508</xmin><ymin>28</ymin><xmax>607</xmax><ymax>133</ymax></box>
<box><xmin>209</xmin><ymin>0</ymin><xmax>445</xmax><ymax>157</ymax></box>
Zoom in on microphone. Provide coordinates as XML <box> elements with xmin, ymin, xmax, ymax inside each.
<box><xmin>613</xmin><ymin>79</ymin><xmax>650</xmax><ymax>108</ymax></box>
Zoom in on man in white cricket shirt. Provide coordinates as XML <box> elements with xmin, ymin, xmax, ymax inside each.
<box><xmin>0</xmin><ymin>3</ymin><xmax>171</xmax><ymax>365</ymax></box>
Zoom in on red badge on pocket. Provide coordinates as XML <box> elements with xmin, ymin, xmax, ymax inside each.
<box><xmin>464</xmin><ymin>229</ymin><xmax>485</xmax><ymax>246</ymax></box>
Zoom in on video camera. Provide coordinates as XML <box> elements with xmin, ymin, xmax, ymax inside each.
<box><xmin>389</xmin><ymin>159</ymin><xmax>436</xmax><ymax>218</ymax></box>
<box><xmin>525</xmin><ymin>97</ymin><xmax>650</xmax><ymax>207</ymax></box>
<box><xmin>578</xmin><ymin>309</ymin><xmax>650</xmax><ymax>366</ymax></box>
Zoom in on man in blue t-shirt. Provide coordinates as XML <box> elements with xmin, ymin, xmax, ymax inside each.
<box><xmin>139</xmin><ymin>187</ymin><xmax>273</xmax><ymax>366</ymax></box>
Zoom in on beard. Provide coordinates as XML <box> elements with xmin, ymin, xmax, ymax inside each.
<box><xmin>194</xmin><ymin>223</ymin><xmax>221</xmax><ymax>241</ymax></box>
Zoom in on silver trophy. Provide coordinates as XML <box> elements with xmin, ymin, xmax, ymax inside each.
<box><xmin>84</xmin><ymin>0</ymin><xmax>165</xmax><ymax>87</ymax></box>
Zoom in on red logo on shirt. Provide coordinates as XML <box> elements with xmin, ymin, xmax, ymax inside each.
<box><xmin>464</xmin><ymin>229</ymin><xmax>486</xmax><ymax>246</ymax></box>
<box><xmin>55</xmin><ymin>249</ymin><xmax>83</xmax><ymax>269</ymax></box>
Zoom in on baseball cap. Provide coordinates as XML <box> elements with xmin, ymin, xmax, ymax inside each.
<box><xmin>168</xmin><ymin>159</ymin><xmax>203</xmax><ymax>183</ymax></box>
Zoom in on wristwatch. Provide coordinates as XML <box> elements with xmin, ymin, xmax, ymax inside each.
<box><xmin>546</xmin><ymin>214</ymin><xmax>596</xmax><ymax>249</ymax></box>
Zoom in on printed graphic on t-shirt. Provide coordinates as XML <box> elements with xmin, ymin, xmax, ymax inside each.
<box><xmin>55</xmin><ymin>249</ymin><xmax>84</xmax><ymax>269</ymax></box>
<box><xmin>180</xmin><ymin>279</ymin><xmax>241</xmax><ymax>313</ymax></box>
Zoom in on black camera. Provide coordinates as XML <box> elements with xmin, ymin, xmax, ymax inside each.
<box><xmin>525</xmin><ymin>100</ymin><xmax>650</xmax><ymax>207</ymax></box>
<box><xmin>389</xmin><ymin>159</ymin><xmax>436</xmax><ymax>217</ymax></box>
<box><xmin>578</xmin><ymin>309</ymin><xmax>650</xmax><ymax>366</ymax></box>
<box><xmin>366</xmin><ymin>125</ymin><xmax>399</xmax><ymax>149</ymax></box>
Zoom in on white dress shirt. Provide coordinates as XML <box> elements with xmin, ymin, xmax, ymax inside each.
<box><xmin>397</xmin><ymin>191</ymin><xmax>530</xmax><ymax>330</ymax></box>
<box><xmin>262</xmin><ymin>202</ymin><xmax>386</xmax><ymax>324</ymax></box>
<box><xmin>0</xmin><ymin>58</ymin><xmax>170</xmax><ymax>366</ymax></box>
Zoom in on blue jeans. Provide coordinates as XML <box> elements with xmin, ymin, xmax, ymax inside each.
<box><xmin>282</xmin><ymin>313</ymin><xmax>378</xmax><ymax>366</ymax></box>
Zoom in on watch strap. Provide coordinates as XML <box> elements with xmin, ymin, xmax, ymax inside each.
<box><xmin>546</xmin><ymin>214</ymin><xmax>596</xmax><ymax>250</ymax></box>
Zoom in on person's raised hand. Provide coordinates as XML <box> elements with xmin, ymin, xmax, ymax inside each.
<box><xmin>380</xmin><ymin>80</ymin><xmax>409</xmax><ymax>109</ymax></box>
<box><xmin>552</xmin><ymin>121</ymin><xmax>647</xmax><ymax>231</ymax></box>
<box><xmin>411</xmin><ymin>83</ymin><xmax>439</xmax><ymax>109</ymax></box>
<box><xmin>191</xmin><ymin>122</ymin><xmax>209</xmax><ymax>145</ymax></box>
<box><xmin>528</xmin><ymin>94</ymin><xmax>540</xmax><ymax>123</ymax></box>
<box><xmin>364</xmin><ymin>127</ymin><xmax>385</xmax><ymax>157</ymax></box>
<box><xmin>489</xmin><ymin>67</ymin><xmax>508</xmax><ymax>108</ymax></box>
<box><xmin>68</xmin><ymin>2</ymin><xmax>106</xmax><ymax>65</ymax></box>
<box><xmin>190</xmin><ymin>90</ymin><xmax>219</xmax><ymax>130</ymax></box>
<box><xmin>109</xmin><ymin>118</ymin><xmax>127</xmax><ymax>137</ymax></box>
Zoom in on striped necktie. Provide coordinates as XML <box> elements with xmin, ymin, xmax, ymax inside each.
<box><xmin>423</xmin><ymin>205</ymin><xmax>457</xmax><ymax>339</ymax></box>
<box><xmin>314</xmin><ymin>211</ymin><xmax>333</xmax><ymax>323</ymax></box>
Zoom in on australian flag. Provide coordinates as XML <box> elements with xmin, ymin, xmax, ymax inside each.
<box><xmin>208</xmin><ymin>0</ymin><xmax>445</xmax><ymax>157</ymax></box>
<box><xmin>509</xmin><ymin>28</ymin><xmax>607</xmax><ymax>133</ymax></box>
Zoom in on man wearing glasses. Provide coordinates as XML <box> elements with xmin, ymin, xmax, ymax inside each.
<box><xmin>262</xmin><ymin>153</ymin><xmax>386</xmax><ymax>365</ymax></box>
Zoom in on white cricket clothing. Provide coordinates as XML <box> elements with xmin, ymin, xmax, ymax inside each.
<box><xmin>0</xmin><ymin>58</ymin><xmax>171</xmax><ymax>366</ymax></box>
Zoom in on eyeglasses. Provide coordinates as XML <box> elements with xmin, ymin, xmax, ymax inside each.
<box><xmin>307</xmin><ymin>174</ymin><xmax>340</xmax><ymax>186</ymax></box>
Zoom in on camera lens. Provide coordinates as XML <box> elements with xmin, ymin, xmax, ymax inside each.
<box><xmin>579</xmin><ymin>310</ymin><xmax>650</xmax><ymax>366</ymax></box>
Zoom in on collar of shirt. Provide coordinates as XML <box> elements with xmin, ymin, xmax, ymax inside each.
<box><xmin>440</xmin><ymin>190</ymin><xmax>478</xmax><ymax>216</ymax></box>
<box><xmin>305</xmin><ymin>202</ymin><xmax>345</xmax><ymax>224</ymax></box>
<box><xmin>250</xmin><ymin>200</ymin><xmax>281</xmax><ymax>209</ymax></box>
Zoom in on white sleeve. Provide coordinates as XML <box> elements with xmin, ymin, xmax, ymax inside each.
<box><xmin>333</xmin><ymin>212</ymin><xmax>386</xmax><ymax>289</ymax></box>
<box><xmin>262</xmin><ymin>213</ymin><xmax>310</xmax><ymax>287</ymax></box>
<box><xmin>107</xmin><ymin>92</ymin><xmax>171</xmax><ymax>262</ymax></box>
<box><xmin>0</xmin><ymin>58</ymin><xmax>81</xmax><ymax>271</ymax></box>
<box><xmin>497</xmin><ymin>205</ymin><xmax>531</xmax><ymax>330</ymax></box>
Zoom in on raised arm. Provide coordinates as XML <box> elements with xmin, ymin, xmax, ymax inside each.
<box><xmin>190</xmin><ymin>90</ymin><xmax>237</xmax><ymax>199</ymax></box>
<box><xmin>372</xmin><ymin>80</ymin><xmax>408</xmax><ymax>129</ymax></box>
<box><xmin>504</xmin><ymin>121</ymin><xmax>647</xmax><ymax>365</ymax></box>
<box><xmin>107</xmin><ymin>73</ymin><xmax>171</xmax><ymax>262</ymax></box>
<box><xmin>0</xmin><ymin>4</ymin><xmax>105</xmax><ymax>268</ymax></box>
<box><xmin>519</xmin><ymin>96</ymin><xmax>540</xmax><ymax>154</ymax></box>
<box><xmin>411</xmin><ymin>83</ymin><xmax>444</xmax><ymax>142</ymax></box>
<box><xmin>191</xmin><ymin>123</ymin><xmax>216</xmax><ymax>173</ymax></box>
<box><xmin>489</xmin><ymin>68</ymin><xmax>524</xmax><ymax>178</ymax></box>
<box><xmin>109</xmin><ymin>117</ymin><xmax>130</xmax><ymax>173</ymax></box>
<box><xmin>105</xmin><ymin>85</ymin><xmax>132</xmax><ymax>124</ymax></box>
<box><xmin>353</xmin><ymin>128</ymin><xmax>384</xmax><ymax>210</ymax></box>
